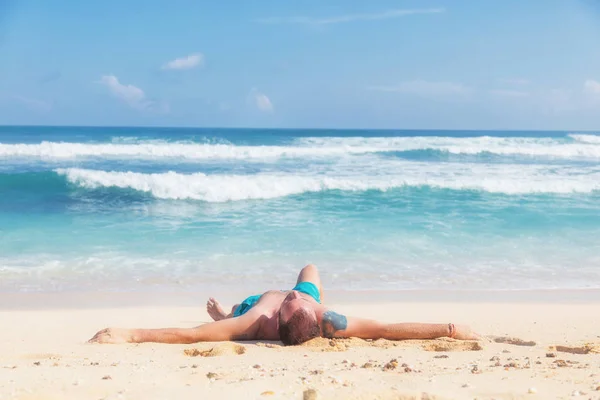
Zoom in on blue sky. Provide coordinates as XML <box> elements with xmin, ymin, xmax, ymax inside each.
<box><xmin>1</xmin><ymin>0</ymin><xmax>600</xmax><ymax>130</ymax></box>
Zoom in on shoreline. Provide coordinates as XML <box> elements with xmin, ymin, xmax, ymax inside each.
<box><xmin>2</xmin><ymin>288</ymin><xmax>600</xmax><ymax>310</ymax></box>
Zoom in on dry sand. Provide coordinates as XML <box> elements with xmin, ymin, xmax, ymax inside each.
<box><xmin>1</xmin><ymin>291</ymin><xmax>600</xmax><ymax>399</ymax></box>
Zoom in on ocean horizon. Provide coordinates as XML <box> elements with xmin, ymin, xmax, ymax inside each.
<box><xmin>1</xmin><ymin>125</ymin><xmax>599</xmax><ymax>294</ymax></box>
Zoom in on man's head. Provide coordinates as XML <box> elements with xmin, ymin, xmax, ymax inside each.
<box><xmin>278</xmin><ymin>291</ymin><xmax>321</xmax><ymax>345</ymax></box>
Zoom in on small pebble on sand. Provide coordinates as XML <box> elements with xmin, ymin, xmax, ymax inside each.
<box><xmin>528</xmin><ymin>387</ymin><xmax>537</xmax><ymax>394</ymax></box>
<box><xmin>383</xmin><ymin>359</ymin><xmax>398</xmax><ymax>370</ymax></box>
<box><xmin>206</xmin><ymin>372</ymin><xmax>219</xmax><ymax>380</ymax></box>
<box><xmin>303</xmin><ymin>388</ymin><xmax>318</xmax><ymax>400</ymax></box>
<box><xmin>554</xmin><ymin>360</ymin><xmax>568</xmax><ymax>368</ymax></box>
<box><xmin>102</xmin><ymin>375</ymin><xmax>112</xmax><ymax>380</ymax></box>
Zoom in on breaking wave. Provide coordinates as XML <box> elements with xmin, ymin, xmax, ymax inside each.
<box><xmin>1</xmin><ymin>134</ymin><xmax>600</xmax><ymax>161</ymax></box>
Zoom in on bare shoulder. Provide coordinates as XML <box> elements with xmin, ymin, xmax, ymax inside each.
<box><xmin>235</xmin><ymin>306</ymin><xmax>279</xmax><ymax>340</ymax></box>
<box><xmin>321</xmin><ymin>309</ymin><xmax>348</xmax><ymax>338</ymax></box>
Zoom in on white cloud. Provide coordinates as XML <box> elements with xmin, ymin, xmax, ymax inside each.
<box><xmin>257</xmin><ymin>8</ymin><xmax>444</xmax><ymax>25</ymax></box>
<box><xmin>490</xmin><ymin>89</ymin><xmax>530</xmax><ymax>97</ymax></box>
<box><xmin>14</xmin><ymin>96</ymin><xmax>52</xmax><ymax>112</ymax></box>
<box><xmin>368</xmin><ymin>80</ymin><xmax>469</xmax><ymax>98</ymax></box>
<box><xmin>162</xmin><ymin>53</ymin><xmax>204</xmax><ymax>70</ymax></box>
<box><xmin>584</xmin><ymin>80</ymin><xmax>600</xmax><ymax>94</ymax></box>
<box><xmin>249</xmin><ymin>89</ymin><xmax>274</xmax><ymax>112</ymax></box>
<box><xmin>99</xmin><ymin>75</ymin><xmax>146</xmax><ymax>109</ymax></box>
<box><xmin>98</xmin><ymin>75</ymin><xmax>168</xmax><ymax>113</ymax></box>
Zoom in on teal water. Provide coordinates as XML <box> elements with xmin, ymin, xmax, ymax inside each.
<box><xmin>1</xmin><ymin>126</ymin><xmax>600</xmax><ymax>292</ymax></box>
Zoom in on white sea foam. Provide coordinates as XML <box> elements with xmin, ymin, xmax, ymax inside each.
<box><xmin>56</xmin><ymin>162</ymin><xmax>600</xmax><ymax>202</ymax></box>
<box><xmin>0</xmin><ymin>141</ymin><xmax>382</xmax><ymax>160</ymax></box>
<box><xmin>2</xmin><ymin>135</ymin><xmax>600</xmax><ymax>160</ymax></box>
<box><xmin>568</xmin><ymin>133</ymin><xmax>600</xmax><ymax>144</ymax></box>
<box><xmin>296</xmin><ymin>136</ymin><xmax>600</xmax><ymax>159</ymax></box>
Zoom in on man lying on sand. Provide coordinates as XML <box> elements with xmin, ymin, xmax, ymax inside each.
<box><xmin>89</xmin><ymin>264</ymin><xmax>478</xmax><ymax>345</ymax></box>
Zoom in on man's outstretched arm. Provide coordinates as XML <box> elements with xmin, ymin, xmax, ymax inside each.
<box><xmin>320</xmin><ymin>310</ymin><xmax>478</xmax><ymax>341</ymax></box>
<box><xmin>89</xmin><ymin>311</ymin><xmax>263</xmax><ymax>344</ymax></box>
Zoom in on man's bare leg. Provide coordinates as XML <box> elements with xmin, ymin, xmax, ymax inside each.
<box><xmin>206</xmin><ymin>297</ymin><xmax>239</xmax><ymax>321</ymax></box>
<box><xmin>296</xmin><ymin>264</ymin><xmax>324</xmax><ymax>303</ymax></box>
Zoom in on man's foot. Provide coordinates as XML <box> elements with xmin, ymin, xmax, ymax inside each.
<box><xmin>206</xmin><ymin>297</ymin><xmax>228</xmax><ymax>321</ymax></box>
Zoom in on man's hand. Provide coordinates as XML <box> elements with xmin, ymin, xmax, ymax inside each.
<box><xmin>88</xmin><ymin>328</ymin><xmax>134</xmax><ymax>344</ymax></box>
<box><xmin>452</xmin><ymin>324</ymin><xmax>481</xmax><ymax>341</ymax></box>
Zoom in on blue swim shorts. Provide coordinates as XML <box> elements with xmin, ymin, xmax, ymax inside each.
<box><xmin>232</xmin><ymin>281</ymin><xmax>321</xmax><ymax>317</ymax></box>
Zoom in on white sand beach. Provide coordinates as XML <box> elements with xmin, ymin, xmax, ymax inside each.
<box><xmin>1</xmin><ymin>291</ymin><xmax>600</xmax><ymax>400</ymax></box>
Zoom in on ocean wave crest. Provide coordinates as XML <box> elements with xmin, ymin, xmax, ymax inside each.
<box><xmin>54</xmin><ymin>165</ymin><xmax>600</xmax><ymax>202</ymax></box>
<box><xmin>0</xmin><ymin>141</ymin><xmax>386</xmax><ymax>160</ymax></box>
<box><xmin>568</xmin><ymin>133</ymin><xmax>600</xmax><ymax>144</ymax></box>
<box><xmin>1</xmin><ymin>135</ymin><xmax>600</xmax><ymax>161</ymax></box>
<box><xmin>296</xmin><ymin>136</ymin><xmax>600</xmax><ymax>159</ymax></box>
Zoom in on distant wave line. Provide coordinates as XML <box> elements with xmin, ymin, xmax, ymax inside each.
<box><xmin>0</xmin><ymin>134</ymin><xmax>599</xmax><ymax>160</ymax></box>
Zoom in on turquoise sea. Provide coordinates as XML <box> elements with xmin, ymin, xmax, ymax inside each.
<box><xmin>1</xmin><ymin>126</ymin><xmax>600</xmax><ymax>293</ymax></box>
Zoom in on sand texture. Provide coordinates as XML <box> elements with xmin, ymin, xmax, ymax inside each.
<box><xmin>1</xmin><ymin>298</ymin><xmax>600</xmax><ymax>399</ymax></box>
